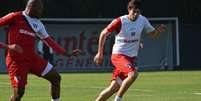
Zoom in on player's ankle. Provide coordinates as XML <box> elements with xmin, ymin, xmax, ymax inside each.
<box><xmin>114</xmin><ymin>96</ymin><xmax>122</xmax><ymax>101</ymax></box>
<box><xmin>52</xmin><ymin>98</ymin><xmax>60</xmax><ymax>101</ymax></box>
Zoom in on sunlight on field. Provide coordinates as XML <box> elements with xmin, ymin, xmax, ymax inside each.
<box><xmin>0</xmin><ymin>71</ymin><xmax>201</xmax><ymax>101</ymax></box>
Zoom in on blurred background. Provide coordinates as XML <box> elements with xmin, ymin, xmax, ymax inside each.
<box><xmin>0</xmin><ymin>0</ymin><xmax>201</xmax><ymax>70</ymax></box>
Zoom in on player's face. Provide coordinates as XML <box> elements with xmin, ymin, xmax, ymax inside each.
<box><xmin>27</xmin><ymin>0</ymin><xmax>43</xmax><ymax>18</ymax></box>
<box><xmin>128</xmin><ymin>8</ymin><xmax>141</xmax><ymax>21</ymax></box>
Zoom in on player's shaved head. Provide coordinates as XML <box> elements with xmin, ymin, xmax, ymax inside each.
<box><xmin>25</xmin><ymin>0</ymin><xmax>43</xmax><ymax>18</ymax></box>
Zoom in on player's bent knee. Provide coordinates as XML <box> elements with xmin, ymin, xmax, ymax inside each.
<box><xmin>54</xmin><ymin>74</ymin><xmax>61</xmax><ymax>84</ymax></box>
<box><xmin>44</xmin><ymin>69</ymin><xmax>61</xmax><ymax>84</ymax></box>
<box><xmin>109</xmin><ymin>83</ymin><xmax>120</xmax><ymax>92</ymax></box>
<box><xmin>134</xmin><ymin>71</ymin><xmax>139</xmax><ymax>78</ymax></box>
<box><xmin>50</xmin><ymin>74</ymin><xmax>61</xmax><ymax>85</ymax></box>
<box><xmin>129</xmin><ymin>71</ymin><xmax>139</xmax><ymax>81</ymax></box>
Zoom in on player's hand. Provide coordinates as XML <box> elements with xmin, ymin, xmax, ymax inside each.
<box><xmin>139</xmin><ymin>43</ymin><xmax>144</xmax><ymax>49</ymax></box>
<box><xmin>156</xmin><ymin>24</ymin><xmax>166</xmax><ymax>33</ymax></box>
<box><xmin>94</xmin><ymin>52</ymin><xmax>103</xmax><ymax>65</ymax></box>
<box><xmin>72</xmin><ymin>49</ymin><xmax>82</xmax><ymax>57</ymax></box>
<box><xmin>64</xmin><ymin>49</ymin><xmax>82</xmax><ymax>57</ymax></box>
<box><xmin>7</xmin><ymin>44</ymin><xmax>23</xmax><ymax>53</ymax></box>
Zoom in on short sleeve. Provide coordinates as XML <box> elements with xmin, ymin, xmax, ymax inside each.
<box><xmin>143</xmin><ymin>17</ymin><xmax>155</xmax><ymax>33</ymax></box>
<box><xmin>106</xmin><ymin>17</ymin><xmax>121</xmax><ymax>33</ymax></box>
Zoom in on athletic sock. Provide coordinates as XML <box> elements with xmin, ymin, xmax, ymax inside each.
<box><xmin>114</xmin><ymin>96</ymin><xmax>122</xmax><ymax>101</ymax></box>
<box><xmin>52</xmin><ymin>98</ymin><xmax>60</xmax><ymax>101</ymax></box>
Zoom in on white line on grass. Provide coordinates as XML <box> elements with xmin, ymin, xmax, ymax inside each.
<box><xmin>193</xmin><ymin>93</ymin><xmax>201</xmax><ymax>95</ymax></box>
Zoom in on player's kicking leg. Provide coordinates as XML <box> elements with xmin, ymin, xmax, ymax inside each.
<box><xmin>96</xmin><ymin>80</ymin><xmax>120</xmax><ymax>101</ymax></box>
<box><xmin>33</xmin><ymin>55</ymin><xmax>61</xmax><ymax>101</ymax></box>
<box><xmin>43</xmin><ymin>69</ymin><xmax>61</xmax><ymax>101</ymax></box>
<box><xmin>114</xmin><ymin>71</ymin><xmax>138</xmax><ymax>101</ymax></box>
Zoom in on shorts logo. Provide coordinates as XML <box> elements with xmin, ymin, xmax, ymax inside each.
<box><xmin>14</xmin><ymin>76</ymin><xmax>20</xmax><ymax>83</ymax></box>
<box><xmin>126</xmin><ymin>63</ymin><xmax>133</xmax><ymax>68</ymax></box>
<box><xmin>125</xmin><ymin>63</ymin><xmax>137</xmax><ymax>69</ymax></box>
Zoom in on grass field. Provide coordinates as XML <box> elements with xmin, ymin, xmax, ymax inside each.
<box><xmin>0</xmin><ymin>71</ymin><xmax>201</xmax><ymax>101</ymax></box>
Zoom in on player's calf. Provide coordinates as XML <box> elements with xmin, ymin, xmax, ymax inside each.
<box><xmin>43</xmin><ymin>69</ymin><xmax>61</xmax><ymax>100</ymax></box>
<box><xmin>96</xmin><ymin>81</ymin><xmax>120</xmax><ymax>101</ymax></box>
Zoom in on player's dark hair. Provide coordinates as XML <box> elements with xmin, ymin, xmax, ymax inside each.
<box><xmin>127</xmin><ymin>0</ymin><xmax>141</xmax><ymax>10</ymax></box>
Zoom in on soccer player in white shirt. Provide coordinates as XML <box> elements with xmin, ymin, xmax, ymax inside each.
<box><xmin>94</xmin><ymin>0</ymin><xmax>166</xmax><ymax>101</ymax></box>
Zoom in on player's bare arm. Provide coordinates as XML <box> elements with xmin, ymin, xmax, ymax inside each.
<box><xmin>94</xmin><ymin>28</ymin><xmax>110</xmax><ymax>65</ymax></box>
<box><xmin>148</xmin><ymin>24</ymin><xmax>166</xmax><ymax>38</ymax></box>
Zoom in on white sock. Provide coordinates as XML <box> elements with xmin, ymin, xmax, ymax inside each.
<box><xmin>114</xmin><ymin>96</ymin><xmax>122</xmax><ymax>101</ymax></box>
<box><xmin>52</xmin><ymin>98</ymin><xmax>60</xmax><ymax>101</ymax></box>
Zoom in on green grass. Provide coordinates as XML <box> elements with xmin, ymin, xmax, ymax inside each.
<box><xmin>1</xmin><ymin>71</ymin><xmax>201</xmax><ymax>101</ymax></box>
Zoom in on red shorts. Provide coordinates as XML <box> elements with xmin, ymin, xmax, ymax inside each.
<box><xmin>111</xmin><ymin>54</ymin><xmax>137</xmax><ymax>82</ymax></box>
<box><xmin>6</xmin><ymin>55</ymin><xmax>51</xmax><ymax>88</ymax></box>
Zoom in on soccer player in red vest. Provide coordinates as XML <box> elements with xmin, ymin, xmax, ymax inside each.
<box><xmin>94</xmin><ymin>0</ymin><xmax>166</xmax><ymax>101</ymax></box>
